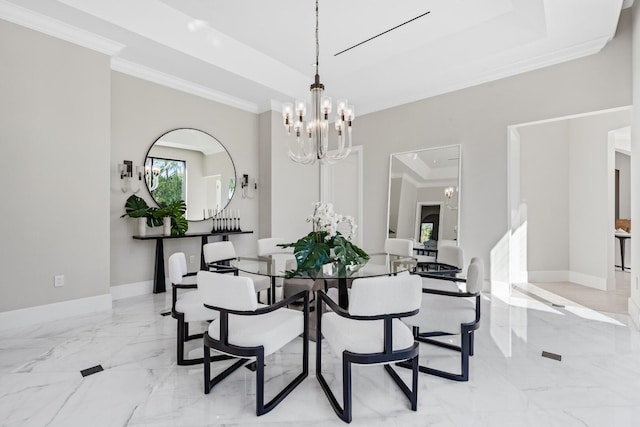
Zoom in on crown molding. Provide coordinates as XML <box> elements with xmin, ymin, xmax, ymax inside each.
<box><xmin>111</xmin><ymin>58</ymin><xmax>260</xmax><ymax>114</ymax></box>
<box><xmin>0</xmin><ymin>0</ymin><xmax>124</xmax><ymax>55</ymax></box>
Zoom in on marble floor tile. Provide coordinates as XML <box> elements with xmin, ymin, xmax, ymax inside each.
<box><xmin>1</xmin><ymin>286</ymin><xmax>639</xmax><ymax>426</ymax></box>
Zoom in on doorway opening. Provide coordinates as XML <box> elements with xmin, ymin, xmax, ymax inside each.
<box><xmin>507</xmin><ymin>106</ymin><xmax>631</xmax><ymax>314</ymax></box>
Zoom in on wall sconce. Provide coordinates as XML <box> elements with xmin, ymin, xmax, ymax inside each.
<box><xmin>145</xmin><ymin>164</ymin><xmax>161</xmax><ymax>191</ymax></box>
<box><xmin>119</xmin><ymin>160</ymin><xmax>142</xmax><ymax>193</ymax></box>
<box><xmin>241</xmin><ymin>174</ymin><xmax>257</xmax><ymax>199</ymax></box>
<box><xmin>444</xmin><ymin>186</ymin><xmax>458</xmax><ymax>210</ymax></box>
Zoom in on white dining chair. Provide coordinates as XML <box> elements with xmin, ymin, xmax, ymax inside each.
<box><xmin>203</xmin><ymin>241</ymin><xmax>271</xmax><ymax>303</ymax></box>
<box><xmin>168</xmin><ymin>252</ymin><xmax>228</xmax><ymax>365</ymax></box>
<box><xmin>199</xmin><ymin>271</ymin><xmax>309</xmax><ymax>416</ymax></box>
<box><xmin>403</xmin><ymin>257</ymin><xmax>483</xmax><ymax>381</ymax></box>
<box><xmin>316</xmin><ymin>274</ymin><xmax>422</xmax><ymax>423</ymax></box>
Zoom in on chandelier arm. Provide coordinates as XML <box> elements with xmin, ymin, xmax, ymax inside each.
<box><xmin>288</xmin><ymin>137</ymin><xmax>316</xmax><ymax>164</ymax></box>
<box><xmin>325</xmin><ymin>127</ymin><xmax>352</xmax><ymax>162</ymax></box>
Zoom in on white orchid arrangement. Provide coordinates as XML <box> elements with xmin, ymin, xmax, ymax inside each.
<box><xmin>307</xmin><ymin>202</ymin><xmax>357</xmax><ymax>241</ymax></box>
<box><xmin>280</xmin><ymin>202</ymin><xmax>368</xmax><ymax>277</ymax></box>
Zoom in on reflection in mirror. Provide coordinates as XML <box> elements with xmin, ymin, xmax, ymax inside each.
<box><xmin>387</xmin><ymin>145</ymin><xmax>460</xmax><ymax>248</ymax></box>
<box><xmin>145</xmin><ymin>128</ymin><xmax>236</xmax><ymax>221</ymax></box>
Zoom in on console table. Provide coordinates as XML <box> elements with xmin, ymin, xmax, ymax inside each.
<box><xmin>133</xmin><ymin>230</ymin><xmax>253</xmax><ymax>293</ymax></box>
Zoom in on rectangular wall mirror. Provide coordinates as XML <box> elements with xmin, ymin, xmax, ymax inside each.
<box><xmin>387</xmin><ymin>145</ymin><xmax>461</xmax><ymax>248</ymax></box>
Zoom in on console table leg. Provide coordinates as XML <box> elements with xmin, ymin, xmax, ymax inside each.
<box><xmin>154</xmin><ymin>239</ymin><xmax>166</xmax><ymax>293</ymax></box>
<box><xmin>200</xmin><ymin>236</ymin><xmax>208</xmax><ymax>270</ymax></box>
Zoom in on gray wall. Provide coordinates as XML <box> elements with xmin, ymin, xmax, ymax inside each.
<box><xmin>519</xmin><ymin>121</ymin><xmax>570</xmax><ymax>273</ymax></box>
<box><xmin>629</xmin><ymin>2</ymin><xmax>640</xmax><ymax>327</ymax></box>
<box><xmin>519</xmin><ymin>111</ymin><xmax>631</xmax><ymax>289</ymax></box>
<box><xmin>0</xmin><ymin>20</ymin><xmax>111</xmax><ymax>311</ymax></box>
<box><xmin>110</xmin><ymin>72</ymin><xmax>261</xmax><ymax>288</ymax></box>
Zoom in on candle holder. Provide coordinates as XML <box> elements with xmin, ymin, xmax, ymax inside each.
<box><xmin>211</xmin><ymin>209</ymin><xmax>242</xmax><ymax>233</ymax></box>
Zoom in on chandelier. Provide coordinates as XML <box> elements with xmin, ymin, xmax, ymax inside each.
<box><xmin>282</xmin><ymin>0</ymin><xmax>354</xmax><ymax>165</ymax></box>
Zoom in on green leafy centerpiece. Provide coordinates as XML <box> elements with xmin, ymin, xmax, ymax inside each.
<box><xmin>280</xmin><ymin>202</ymin><xmax>369</xmax><ymax>278</ymax></box>
<box><xmin>121</xmin><ymin>194</ymin><xmax>188</xmax><ymax>235</ymax></box>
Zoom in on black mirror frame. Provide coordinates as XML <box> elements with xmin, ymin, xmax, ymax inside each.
<box><xmin>144</xmin><ymin>128</ymin><xmax>237</xmax><ymax>222</ymax></box>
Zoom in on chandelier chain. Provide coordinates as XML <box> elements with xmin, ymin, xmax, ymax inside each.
<box><xmin>315</xmin><ymin>0</ymin><xmax>319</xmax><ymax>76</ymax></box>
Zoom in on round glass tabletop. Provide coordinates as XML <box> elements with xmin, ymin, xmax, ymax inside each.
<box><xmin>230</xmin><ymin>253</ymin><xmax>414</xmax><ymax>280</ymax></box>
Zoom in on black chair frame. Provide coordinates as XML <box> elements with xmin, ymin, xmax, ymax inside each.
<box><xmin>171</xmin><ymin>272</ymin><xmax>235</xmax><ymax>366</ymax></box>
<box><xmin>316</xmin><ymin>290</ymin><xmax>420</xmax><ymax>423</ymax></box>
<box><xmin>400</xmin><ymin>272</ymin><xmax>480</xmax><ymax>382</ymax></box>
<box><xmin>415</xmin><ymin>261</ymin><xmax>461</xmax><ymax>275</ymax></box>
<box><xmin>206</xmin><ymin>258</ymin><xmax>240</xmax><ymax>276</ymax></box>
<box><xmin>202</xmin><ymin>290</ymin><xmax>309</xmax><ymax>416</ymax></box>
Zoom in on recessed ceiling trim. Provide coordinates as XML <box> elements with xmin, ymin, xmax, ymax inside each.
<box><xmin>0</xmin><ymin>0</ymin><xmax>124</xmax><ymax>55</ymax></box>
<box><xmin>334</xmin><ymin>10</ymin><xmax>430</xmax><ymax>57</ymax></box>
<box><xmin>111</xmin><ymin>58</ymin><xmax>260</xmax><ymax>114</ymax></box>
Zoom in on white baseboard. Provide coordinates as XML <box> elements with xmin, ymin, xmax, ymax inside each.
<box><xmin>527</xmin><ymin>270</ymin><xmax>606</xmax><ymax>290</ymax></box>
<box><xmin>0</xmin><ymin>294</ymin><xmax>112</xmax><ymax>331</ymax></box>
<box><xmin>629</xmin><ymin>297</ymin><xmax>640</xmax><ymax>330</ymax></box>
<box><xmin>569</xmin><ymin>271</ymin><xmax>607</xmax><ymax>290</ymax></box>
<box><xmin>110</xmin><ymin>280</ymin><xmax>154</xmax><ymax>300</ymax></box>
<box><xmin>527</xmin><ymin>271</ymin><xmax>570</xmax><ymax>283</ymax></box>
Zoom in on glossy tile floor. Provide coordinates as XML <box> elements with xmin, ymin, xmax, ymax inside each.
<box><xmin>1</xmin><ymin>285</ymin><xmax>639</xmax><ymax>427</ymax></box>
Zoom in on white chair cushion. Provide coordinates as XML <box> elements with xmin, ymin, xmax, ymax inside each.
<box><xmin>322</xmin><ymin>313</ymin><xmax>415</xmax><ymax>356</ymax></box>
<box><xmin>349</xmin><ymin>275</ymin><xmax>422</xmax><ymax>316</ymax></box>
<box><xmin>175</xmin><ymin>290</ymin><xmax>218</xmax><ymax>323</ymax></box>
<box><xmin>241</xmin><ymin>273</ymin><xmax>271</xmax><ymax>292</ymax></box>
<box><xmin>197</xmin><ymin>271</ymin><xmax>258</xmax><ymax>311</ymax></box>
<box><xmin>384</xmin><ymin>238</ymin><xmax>414</xmax><ymax>257</ymax></box>
<box><xmin>203</xmin><ymin>241</ymin><xmax>237</xmax><ymax>264</ymax></box>
<box><xmin>465</xmin><ymin>259</ymin><xmax>484</xmax><ymax>294</ymax></box>
<box><xmin>403</xmin><ymin>294</ymin><xmax>476</xmax><ymax>334</ymax></box>
<box><xmin>436</xmin><ymin>246</ymin><xmax>464</xmax><ymax>269</ymax></box>
<box><xmin>208</xmin><ymin>307</ymin><xmax>303</xmax><ymax>357</ymax></box>
<box><xmin>169</xmin><ymin>252</ymin><xmax>192</xmax><ymax>285</ymax></box>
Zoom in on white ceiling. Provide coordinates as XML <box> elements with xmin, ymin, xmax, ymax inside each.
<box><xmin>0</xmin><ymin>0</ymin><xmax>630</xmax><ymax>115</ymax></box>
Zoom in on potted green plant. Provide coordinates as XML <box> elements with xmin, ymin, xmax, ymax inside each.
<box><xmin>279</xmin><ymin>202</ymin><xmax>368</xmax><ymax>278</ymax></box>
<box><xmin>121</xmin><ymin>195</ymin><xmax>188</xmax><ymax>236</ymax></box>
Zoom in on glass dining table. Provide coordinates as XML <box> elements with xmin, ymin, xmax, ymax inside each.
<box><xmin>230</xmin><ymin>254</ymin><xmax>415</xmax><ymax>309</ymax></box>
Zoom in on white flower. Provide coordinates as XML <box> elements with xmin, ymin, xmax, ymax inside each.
<box><xmin>309</xmin><ymin>202</ymin><xmax>357</xmax><ymax>240</ymax></box>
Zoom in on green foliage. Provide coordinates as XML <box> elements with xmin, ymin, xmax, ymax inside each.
<box><xmin>153</xmin><ymin>173</ymin><xmax>183</xmax><ymax>206</ymax></box>
<box><xmin>121</xmin><ymin>195</ymin><xmax>150</xmax><ymax>220</ymax></box>
<box><xmin>121</xmin><ymin>195</ymin><xmax>188</xmax><ymax>235</ymax></box>
<box><xmin>279</xmin><ymin>231</ymin><xmax>369</xmax><ymax>278</ymax></box>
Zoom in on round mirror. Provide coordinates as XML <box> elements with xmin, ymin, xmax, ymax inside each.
<box><xmin>144</xmin><ymin>128</ymin><xmax>236</xmax><ymax>221</ymax></box>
